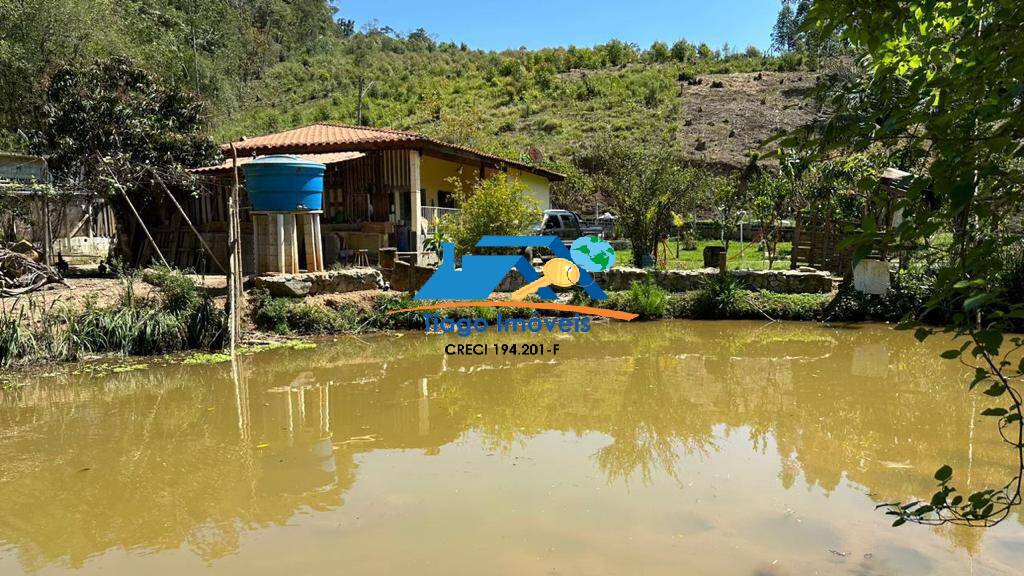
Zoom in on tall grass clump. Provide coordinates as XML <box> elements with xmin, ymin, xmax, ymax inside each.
<box><xmin>2</xmin><ymin>267</ymin><xmax>227</xmax><ymax>366</ymax></box>
<box><xmin>0</xmin><ymin>309</ymin><xmax>24</xmax><ymax>368</ymax></box>
<box><xmin>143</xmin><ymin>266</ymin><xmax>227</xmax><ymax>350</ymax></box>
<box><xmin>616</xmin><ymin>279</ymin><xmax>669</xmax><ymax>320</ymax></box>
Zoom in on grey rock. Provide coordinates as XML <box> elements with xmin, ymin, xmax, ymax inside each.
<box><xmin>257</xmin><ymin>278</ymin><xmax>312</xmax><ymax>298</ymax></box>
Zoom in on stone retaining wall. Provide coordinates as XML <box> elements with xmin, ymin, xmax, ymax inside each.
<box><xmin>254</xmin><ymin>268</ymin><xmax>384</xmax><ymax>298</ymax></box>
<box><xmin>389</xmin><ymin>260</ymin><xmax>436</xmax><ymax>293</ymax></box>
<box><xmin>593</xmin><ymin>267</ymin><xmax>833</xmax><ymax>294</ymax></box>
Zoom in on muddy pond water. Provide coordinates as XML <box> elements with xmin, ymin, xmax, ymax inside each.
<box><xmin>0</xmin><ymin>321</ymin><xmax>1022</xmax><ymax>575</ymax></box>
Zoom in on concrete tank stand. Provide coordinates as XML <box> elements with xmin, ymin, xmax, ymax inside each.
<box><xmin>251</xmin><ymin>211</ymin><xmax>324</xmax><ymax>275</ymax></box>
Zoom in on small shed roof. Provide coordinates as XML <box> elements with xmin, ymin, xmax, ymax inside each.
<box><xmin>191</xmin><ymin>151</ymin><xmax>365</xmax><ymax>175</ymax></box>
<box><xmin>879</xmin><ymin>167</ymin><xmax>914</xmax><ymax>191</ymax></box>
<box><xmin>219</xmin><ymin>123</ymin><xmax>564</xmax><ymax>181</ymax></box>
<box><xmin>0</xmin><ymin>152</ymin><xmax>49</xmax><ymax>183</ymax></box>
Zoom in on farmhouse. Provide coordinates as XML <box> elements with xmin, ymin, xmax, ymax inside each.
<box><xmin>188</xmin><ymin>123</ymin><xmax>563</xmax><ymax>273</ymax></box>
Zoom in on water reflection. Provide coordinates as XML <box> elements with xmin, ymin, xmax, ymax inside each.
<box><xmin>0</xmin><ymin>321</ymin><xmax>1021</xmax><ymax>574</ymax></box>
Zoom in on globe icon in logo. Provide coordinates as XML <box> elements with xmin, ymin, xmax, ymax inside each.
<box><xmin>570</xmin><ymin>235</ymin><xmax>616</xmax><ymax>273</ymax></box>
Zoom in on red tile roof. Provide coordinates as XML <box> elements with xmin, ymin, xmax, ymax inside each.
<box><xmin>191</xmin><ymin>151</ymin><xmax>365</xmax><ymax>174</ymax></box>
<box><xmin>223</xmin><ymin>124</ymin><xmax>419</xmax><ymax>152</ymax></box>
<box><xmin>220</xmin><ymin>123</ymin><xmax>563</xmax><ymax>181</ymax></box>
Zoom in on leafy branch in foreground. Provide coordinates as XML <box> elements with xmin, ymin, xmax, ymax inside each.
<box><xmin>792</xmin><ymin>1</ymin><xmax>1024</xmax><ymax>526</ymax></box>
<box><xmin>880</xmin><ymin>322</ymin><xmax>1024</xmax><ymax>527</ymax></box>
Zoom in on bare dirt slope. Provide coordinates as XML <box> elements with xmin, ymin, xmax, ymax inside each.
<box><xmin>679</xmin><ymin>71</ymin><xmax>820</xmax><ymax>169</ymax></box>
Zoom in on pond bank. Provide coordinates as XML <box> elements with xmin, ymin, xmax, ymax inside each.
<box><xmin>3</xmin><ymin>266</ymin><xmax>917</xmax><ymax>370</ymax></box>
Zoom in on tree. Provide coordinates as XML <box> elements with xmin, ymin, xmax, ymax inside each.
<box><xmin>771</xmin><ymin>0</ymin><xmax>798</xmax><ymax>54</ymax></box>
<box><xmin>670</xmin><ymin>39</ymin><xmax>697</xmax><ymax>64</ymax></box>
<box><xmin>648</xmin><ymin>41</ymin><xmax>670</xmax><ymax>64</ymax></box>
<box><xmin>435</xmin><ymin>173</ymin><xmax>541</xmax><ymax>256</ymax></box>
<box><xmin>793</xmin><ymin>0</ymin><xmax>1024</xmax><ymax>527</ymax></box>
<box><xmin>705</xmin><ymin>174</ymin><xmax>746</xmax><ymax>252</ymax></box>
<box><xmin>749</xmin><ymin>172</ymin><xmax>793</xmax><ymax>269</ymax></box>
<box><xmin>697</xmin><ymin>43</ymin><xmax>714</xmax><ymax>60</ymax></box>
<box><xmin>406</xmin><ymin>28</ymin><xmax>436</xmax><ymax>52</ymax></box>
<box><xmin>601</xmin><ymin>40</ymin><xmax>636</xmax><ymax>67</ymax></box>
<box><xmin>36</xmin><ymin>57</ymin><xmax>216</xmax><ymax>262</ymax></box>
<box><xmin>575</xmin><ymin>140</ymin><xmax>698</xmax><ymax>268</ymax></box>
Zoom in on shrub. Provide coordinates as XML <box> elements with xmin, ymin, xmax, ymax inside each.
<box><xmin>249</xmin><ymin>288</ymin><xmax>358</xmax><ymax>335</ymax></box>
<box><xmin>435</xmin><ymin>173</ymin><xmax>541</xmax><ymax>256</ymax></box>
<box><xmin>576</xmin><ymin>139</ymin><xmax>700</xmax><ymax>267</ymax></box>
<box><xmin>739</xmin><ymin>292</ymin><xmax>829</xmax><ymax>321</ymax></box>
<box><xmin>250</xmin><ymin>289</ymin><xmax>292</xmax><ymax>333</ymax></box>
<box><xmin>134</xmin><ymin>310</ymin><xmax>188</xmax><ymax>355</ymax></box>
<box><xmin>366</xmin><ymin>292</ymin><xmax>422</xmax><ymax>330</ymax></box>
<box><xmin>143</xmin><ymin>265</ymin><xmax>202</xmax><ymax>314</ymax></box>
<box><xmin>619</xmin><ymin>279</ymin><xmax>669</xmax><ymax>319</ymax></box>
<box><xmin>692</xmin><ymin>273</ymin><xmax>743</xmax><ymax>318</ymax></box>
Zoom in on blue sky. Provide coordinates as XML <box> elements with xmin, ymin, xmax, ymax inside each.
<box><xmin>334</xmin><ymin>0</ymin><xmax>780</xmax><ymax>52</ymax></box>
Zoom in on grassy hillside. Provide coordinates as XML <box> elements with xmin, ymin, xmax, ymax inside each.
<box><xmin>3</xmin><ymin>0</ymin><xmax>821</xmax><ymax>195</ymax></box>
<box><xmin>214</xmin><ymin>33</ymin><xmax>816</xmax><ymax>172</ymax></box>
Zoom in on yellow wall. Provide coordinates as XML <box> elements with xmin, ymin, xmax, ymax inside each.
<box><xmin>420</xmin><ymin>155</ymin><xmax>479</xmax><ymax>206</ymax></box>
<box><xmin>508</xmin><ymin>169</ymin><xmax>552</xmax><ymax>211</ymax></box>
<box><xmin>419</xmin><ymin>154</ymin><xmax>552</xmax><ymax>211</ymax></box>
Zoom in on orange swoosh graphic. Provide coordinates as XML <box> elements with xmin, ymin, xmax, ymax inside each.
<box><xmin>385</xmin><ymin>301</ymin><xmax>638</xmax><ymax>321</ymax></box>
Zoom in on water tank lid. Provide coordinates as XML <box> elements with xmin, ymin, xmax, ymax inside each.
<box><xmin>244</xmin><ymin>154</ymin><xmax>326</xmax><ymax>170</ymax></box>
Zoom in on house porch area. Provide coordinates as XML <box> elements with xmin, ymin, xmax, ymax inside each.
<box><xmin>169</xmin><ymin>148</ymin><xmax>539</xmax><ymax>274</ymax></box>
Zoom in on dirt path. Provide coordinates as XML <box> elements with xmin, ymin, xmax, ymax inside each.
<box><xmin>1</xmin><ymin>275</ymin><xmax>228</xmax><ymax>318</ymax></box>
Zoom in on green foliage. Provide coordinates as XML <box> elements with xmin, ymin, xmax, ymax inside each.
<box><xmin>670</xmin><ymin>40</ymin><xmax>697</xmax><ymax>64</ymax></box>
<box><xmin>618</xmin><ymin>279</ymin><xmax>670</xmax><ymax>320</ymax></box>
<box><xmin>749</xmin><ymin>172</ymin><xmax>795</xmax><ymax>269</ymax></box>
<box><xmin>772</xmin><ymin>0</ymin><xmax>800</xmax><ymax>54</ymax></box>
<box><xmin>39</xmin><ymin>57</ymin><xmax>215</xmax><ymax>185</ymax></box>
<box><xmin>648</xmin><ymin>41</ymin><xmax>671</xmax><ymax>64</ymax></box>
<box><xmin>692</xmin><ymin>274</ymin><xmax>743</xmax><ymax>318</ymax></box>
<box><xmin>36</xmin><ymin>57</ymin><xmax>216</xmax><ymax>260</ymax></box>
<box><xmin>575</xmin><ymin>139</ymin><xmax>699</xmax><ymax>267</ymax></box>
<box><xmin>367</xmin><ymin>292</ymin><xmax>424</xmax><ymax>330</ymax></box>
<box><xmin>742</xmin><ymin>291</ymin><xmax>828</xmax><ymax>320</ymax></box>
<box><xmin>142</xmin><ymin>266</ymin><xmax>226</xmax><ymax>349</ymax></box>
<box><xmin>1</xmin><ymin>268</ymin><xmax>225</xmax><ymax>365</ymax></box>
<box><xmin>435</xmin><ymin>173</ymin><xmax>541</xmax><ymax>256</ymax></box>
<box><xmin>0</xmin><ymin>0</ymin><xmax>337</xmax><ymax>140</ymax></box>
<box><xmin>704</xmin><ymin>173</ymin><xmax>746</xmax><ymax>251</ymax></box>
<box><xmin>771</xmin><ymin>0</ymin><xmax>847</xmax><ymax>61</ymax></box>
<box><xmin>668</xmin><ymin>289</ymin><xmax>828</xmax><ymax>321</ymax></box>
<box><xmin>249</xmin><ymin>288</ymin><xmax>357</xmax><ymax>335</ymax></box>
<box><xmin>0</xmin><ymin>310</ymin><xmax>23</xmax><ymax>368</ymax></box>
<box><xmin>144</xmin><ymin>265</ymin><xmax>201</xmax><ymax>313</ymax></box>
<box><xmin>800</xmin><ymin>0</ymin><xmax>1024</xmax><ymax>527</ymax></box>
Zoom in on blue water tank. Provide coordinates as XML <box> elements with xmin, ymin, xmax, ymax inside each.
<box><xmin>241</xmin><ymin>155</ymin><xmax>326</xmax><ymax>212</ymax></box>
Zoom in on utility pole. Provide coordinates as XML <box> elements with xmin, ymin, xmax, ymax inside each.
<box><xmin>356</xmin><ymin>77</ymin><xmax>375</xmax><ymax>125</ymax></box>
